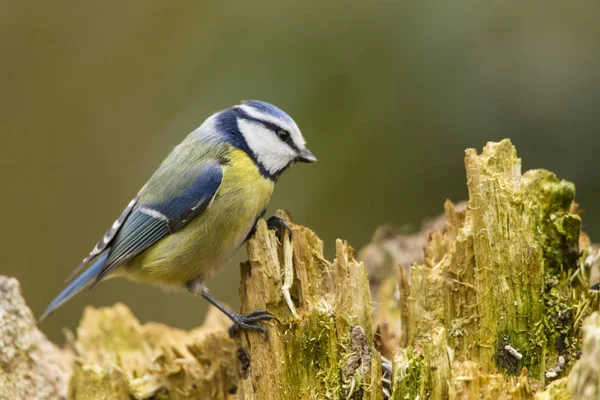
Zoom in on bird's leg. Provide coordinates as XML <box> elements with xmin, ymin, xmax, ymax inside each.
<box><xmin>202</xmin><ymin>290</ymin><xmax>279</xmax><ymax>339</ymax></box>
<box><xmin>266</xmin><ymin>215</ymin><xmax>292</xmax><ymax>241</ymax></box>
<box><xmin>186</xmin><ymin>278</ymin><xmax>278</xmax><ymax>339</ymax></box>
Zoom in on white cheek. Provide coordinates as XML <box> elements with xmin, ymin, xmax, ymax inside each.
<box><xmin>238</xmin><ymin>104</ymin><xmax>306</xmax><ymax>149</ymax></box>
<box><xmin>238</xmin><ymin>119</ymin><xmax>296</xmax><ymax>174</ymax></box>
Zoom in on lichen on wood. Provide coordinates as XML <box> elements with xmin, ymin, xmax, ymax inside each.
<box><xmin>236</xmin><ymin>211</ymin><xmax>382</xmax><ymax>399</ymax></box>
<box><xmin>3</xmin><ymin>138</ymin><xmax>600</xmax><ymax>399</ymax></box>
<box><xmin>385</xmin><ymin>139</ymin><xmax>597</xmax><ymax>399</ymax></box>
<box><xmin>67</xmin><ymin>304</ymin><xmax>237</xmax><ymax>399</ymax></box>
<box><xmin>567</xmin><ymin>311</ymin><xmax>600</xmax><ymax>398</ymax></box>
<box><xmin>1</xmin><ymin>210</ymin><xmax>383</xmax><ymax>399</ymax></box>
<box><xmin>0</xmin><ymin>276</ymin><xmax>71</xmax><ymax>400</ymax></box>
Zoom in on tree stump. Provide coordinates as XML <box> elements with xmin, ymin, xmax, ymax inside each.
<box><xmin>1</xmin><ymin>139</ymin><xmax>599</xmax><ymax>400</ymax></box>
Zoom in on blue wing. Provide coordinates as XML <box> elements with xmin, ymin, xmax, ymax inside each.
<box><xmin>65</xmin><ymin>195</ymin><xmax>139</xmax><ymax>283</ymax></box>
<box><xmin>91</xmin><ymin>208</ymin><xmax>172</xmax><ymax>283</ymax></box>
<box><xmin>40</xmin><ymin>161</ymin><xmax>223</xmax><ymax>320</ymax></box>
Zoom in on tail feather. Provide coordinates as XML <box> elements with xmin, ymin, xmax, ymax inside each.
<box><xmin>382</xmin><ymin>355</ymin><xmax>393</xmax><ymax>399</ymax></box>
<box><xmin>39</xmin><ymin>252</ymin><xmax>109</xmax><ymax>322</ymax></box>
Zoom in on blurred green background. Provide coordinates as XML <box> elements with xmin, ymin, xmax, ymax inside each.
<box><xmin>2</xmin><ymin>1</ymin><xmax>600</xmax><ymax>343</ymax></box>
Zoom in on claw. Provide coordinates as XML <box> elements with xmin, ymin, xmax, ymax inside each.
<box><xmin>227</xmin><ymin>309</ymin><xmax>279</xmax><ymax>339</ymax></box>
<box><xmin>267</xmin><ymin>215</ymin><xmax>292</xmax><ymax>241</ymax></box>
<box><xmin>200</xmin><ymin>290</ymin><xmax>278</xmax><ymax>340</ymax></box>
<box><xmin>243</xmin><ymin>309</ymin><xmax>281</xmax><ymax>322</ymax></box>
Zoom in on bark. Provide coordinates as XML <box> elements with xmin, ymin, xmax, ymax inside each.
<box><xmin>387</xmin><ymin>140</ymin><xmax>597</xmax><ymax>399</ymax></box>
<box><xmin>67</xmin><ymin>303</ymin><xmax>237</xmax><ymax>399</ymax></box>
<box><xmin>0</xmin><ymin>277</ymin><xmax>70</xmax><ymax>399</ymax></box>
<box><xmin>1</xmin><ymin>139</ymin><xmax>599</xmax><ymax>400</ymax></box>
<box><xmin>236</xmin><ymin>212</ymin><xmax>381</xmax><ymax>399</ymax></box>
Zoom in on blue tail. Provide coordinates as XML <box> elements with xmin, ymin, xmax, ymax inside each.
<box><xmin>39</xmin><ymin>252</ymin><xmax>109</xmax><ymax>322</ymax></box>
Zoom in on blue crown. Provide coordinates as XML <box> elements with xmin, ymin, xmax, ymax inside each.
<box><xmin>242</xmin><ymin>100</ymin><xmax>295</xmax><ymax>124</ymax></box>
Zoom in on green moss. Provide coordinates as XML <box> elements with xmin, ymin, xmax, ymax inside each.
<box><xmin>299</xmin><ymin>320</ymin><xmax>334</xmax><ymax>371</ymax></box>
<box><xmin>516</xmin><ymin>168</ymin><xmax>595</xmax><ymax>383</ymax></box>
<box><xmin>278</xmin><ymin>312</ymin><xmax>344</xmax><ymax>399</ymax></box>
<box><xmin>392</xmin><ymin>348</ymin><xmax>423</xmax><ymax>400</ymax></box>
<box><xmin>523</xmin><ymin>170</ymin><xmax>580</xmax><ymax>274</ymax></box>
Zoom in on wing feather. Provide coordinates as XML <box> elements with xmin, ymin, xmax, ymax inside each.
<box><xmin>65</xmin><ymin>195</ymin><xmax>139</xmax><ymax>282</ymax></box>
<box><xmin>92</xmin><ymin>209</ymin><xmax>171</xmax><ymax>283</ymax></box>
<box><xmin>46</xmin><ymin>158</ymin><xmax>224</xmax><ymax>319</ymax></box>
<box><xmin>90</xmin><ymin>161</ymin><xmax>224</xmax><ymax>284</ymax></box>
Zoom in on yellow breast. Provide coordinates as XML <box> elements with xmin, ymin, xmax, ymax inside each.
<box><xmin>127</xmin><ymin>148</ymin><xmax>275</xmax><ymax>287</ymax></box>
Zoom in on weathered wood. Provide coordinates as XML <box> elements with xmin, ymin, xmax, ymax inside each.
<box><xmin>0</xmin><ymin>276</ymin><xmax>70</xmax><ymax>400</ymax></box>
<box><xmin>567</xmin><ymin>311</ymin><xmax>600</xmax><ymax>398</ymax></box>
<box><xmin>388</xmin><ymin>139</ymin><xmax>597</xmax><ymax>399</ymax></box>
<box><xmin>2</xmin><ymin>139</ymin><xmax>600</xmax><ymax>400</ymax></box>
<box><xmin>237</xmin><ymin>211</ymin><xmax>382</xmax><ymax>399</ymax></box>
<box><xmin>68</xmin><ymin>304</ymin><xmax>237</xmax><ymax>399</ymax></box>
<box><xmin>1</xmin><ymin>214</ymin><xmax>382</xmax><ymax>399</ymax></box>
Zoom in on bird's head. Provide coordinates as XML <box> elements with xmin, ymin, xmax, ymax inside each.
<box><xmin>214</xmin><ymin>100</ymin><xmax>316</xmax><ymax>180</ymax></box>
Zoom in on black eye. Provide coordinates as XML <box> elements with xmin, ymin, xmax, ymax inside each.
<box><xmin>276</xmin><ymin>129</ymin><xmax>291</xmax><ymax>142</ymax></box>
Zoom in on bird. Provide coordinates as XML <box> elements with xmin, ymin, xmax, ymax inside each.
<box><xmin>40</xmin><ymin>100</ymin><xmax>316</xmax><ymax>337</ymax></box>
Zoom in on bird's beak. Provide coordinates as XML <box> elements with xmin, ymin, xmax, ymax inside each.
<box><xmin>296</xmin><ymin>148</ymin><xmax>317</xmax><ymax>163</ymax></box>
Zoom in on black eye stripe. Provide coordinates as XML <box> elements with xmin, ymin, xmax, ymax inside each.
<box><xmin>236</xmin><ymin>110</ymin><xmax>299</xmax><ymax>151</ymax></box>
<box><xmin>277</xmin><ymin>129</ymin><xmax>298</xmax><ymax>151</ymax></box>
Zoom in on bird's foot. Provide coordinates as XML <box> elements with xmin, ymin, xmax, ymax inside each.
<box><xmin>200</xmin><ymin>290</ymin><xmax>279</xmax><ymax>339</ymax></box>
<box><xmin>228</xmin><ymin>309</ymin><xmax>279</xmax><ymax>339</ymax></box>
<box><xmin>266</xmin><ymin>215</ymin><xmax>292</xmax><ymax>241</ymax></box>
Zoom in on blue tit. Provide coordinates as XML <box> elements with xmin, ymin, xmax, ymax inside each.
<box><xmin>41</xmin><ymin>100</ymin><xmax>316</xmax><ymax>336</ymax></box>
